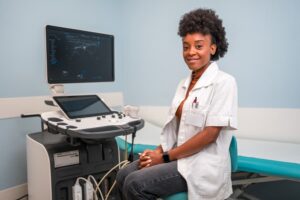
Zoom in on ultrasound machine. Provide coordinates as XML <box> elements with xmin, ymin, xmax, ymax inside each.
<box><xmin>26</xmin><ymin>25</ymin><xmax>143</xmax><ymax>200</ymax></box>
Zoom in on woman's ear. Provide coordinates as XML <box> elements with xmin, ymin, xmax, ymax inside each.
<box><xmin>210</xmin><ymin>44</ymin><xmax>217</xmax><ymax>55</ymax></box>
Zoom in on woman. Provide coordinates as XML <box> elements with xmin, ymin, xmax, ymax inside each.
<box><xmin>116</xmin><ymin>8</ymin><xmax>237</xmax><ymax>200</ymax></box>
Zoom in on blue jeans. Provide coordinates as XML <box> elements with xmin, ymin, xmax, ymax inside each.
<box><xmin>116</xmin><ymin>160</ymin><xmax>187</xmax><ymax>200</ymax></box>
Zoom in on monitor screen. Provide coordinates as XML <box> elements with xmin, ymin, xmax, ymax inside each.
<box><xmin>53</xmin><ymin>95</ymin><xmax>112</xmax><ymax>119</ymax></box>
<box><xmin>46</xmin><ymin>25</ymin><xmax>114</xmax><ymax>84</ymax></box>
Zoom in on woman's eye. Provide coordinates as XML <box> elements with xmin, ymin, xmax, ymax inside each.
<box><xmin>195</xmin><ymin>45</ymin><xmax>202</xmax><ymax>49</ymax></box>
<box><xmin>183</xmin><ymin>46</ymin><xmax>189</xmax><ymax>51</ymax></box>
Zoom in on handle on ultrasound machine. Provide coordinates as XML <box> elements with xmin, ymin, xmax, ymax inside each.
<box><xmin>128</xmin><ymin>120</ymin><xmax>144</xmax><ymax>131</ymax></box>
<box><xmin>58</xmin><ymin>119</ymin><xmax>145</xmax><ymax>140</ymax></box>
<box><xmin>72</xmin><ymin>126</ymin><xmax>129</xmax><ymax>139</ymax></box>
<box><xmin>21</xmin><ymin>114</ymin><xmax>45</xmax><ymax>131</ymax></box>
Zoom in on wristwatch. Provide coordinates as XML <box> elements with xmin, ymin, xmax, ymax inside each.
<box><xmin>162</xmin><ymin>152</ymin><xmax>170</xmax><ymax>163</ymax></box>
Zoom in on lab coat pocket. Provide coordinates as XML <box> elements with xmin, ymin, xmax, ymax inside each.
<box><xmin>185</xmin><ymin>107</ymin><xmax>207</xmax><ymax>128</ymax></box>
<box><xmin>193</xmin><ymin>155</ymin><xmax>226</xmax><ymax>198</ymax></box>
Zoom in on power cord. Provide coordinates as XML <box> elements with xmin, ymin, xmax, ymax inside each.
<box><xmin>89</xmin><ymin>160</ymin><xmax>130</xmax><ymax>200</ymax></box>
<box><xmin>73</xmin><ymin>177</ymin><xmax>93</xmax><ymax>200</ymax></box>
<box><xmin>72</xmin><ymin>134</ymin><xmax>133</xmax><ymax>200</ymax></box>
<box><xmin>104</xmin><ymin>161</ymin><xmax>130</xmax><ymax>200</ymax></box>
<box><xmin>128</xmin><ymin>128</ymin><xmax>137</xmax><ymax>162</ymax></box>
<box><xmin>88</xmin><ymin>175</ymin><xmax>103</xmax><ymax>200</ymax></box>
<box><xmin>124</xmin><ymin>135</ymin><xmax>128</xmax><ymax>160</ymax></box>
<box><xmin>72</xmin><ymin>160</ymin><xmax>129</xmax><ymax>200</ymax></box>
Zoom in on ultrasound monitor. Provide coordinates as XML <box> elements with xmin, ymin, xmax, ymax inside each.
<box><xmin>53</xmin><ymin>95</ymin><xmax>112</xmax><ymax>119</ymax></box>
<box><xmin>46</xmin><ymin>25</ymin><xmax>114</xmax><ymax>84</ymax></box>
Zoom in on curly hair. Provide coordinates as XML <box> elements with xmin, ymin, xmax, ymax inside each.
<box><xmin>178</xmin><ymin>8</ymin><xmax>228</xmax><ymax>61</ymax></box>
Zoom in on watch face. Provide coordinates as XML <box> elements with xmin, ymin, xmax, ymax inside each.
<box><xmin>163</xmin><ymin>152</ymin><xmax>170</xmax><ymax>163</ymax></box>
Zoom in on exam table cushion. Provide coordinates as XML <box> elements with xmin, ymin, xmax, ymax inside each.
<box><xmin>238</xmin><ymin>156</ymin><xmax>300</xmax><ymax>179</ymax></box>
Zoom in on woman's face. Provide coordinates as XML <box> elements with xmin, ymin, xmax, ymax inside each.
<box><xmin>182</xmin><ymin>33</ymin><xmax>216</xmax><ymax>71</ymax></box>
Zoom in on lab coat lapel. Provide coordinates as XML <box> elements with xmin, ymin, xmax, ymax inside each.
<box><xmin>182</xmin><ymin>74</ymin><xmax>192</xmax><ymax>90</ymax></box>
<box><xmin>192</xmin><ymin>62</ymin><xmax>219</xmax><ymax>90</ymax></box>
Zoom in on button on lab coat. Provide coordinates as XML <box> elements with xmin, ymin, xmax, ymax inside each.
<box><xmin>161</xmin><ymin>62</ymin><xmax>238</xmax><ymax>200</ymax></box>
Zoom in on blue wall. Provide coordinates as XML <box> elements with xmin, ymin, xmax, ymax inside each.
<box><xmin>1</xmin><ymin>0</ymin><xmax>300</xmax><ymax>190</ymax></box>
<box><xmin>0</xmin><ymin>0</ymin><xmax>125</xmax><ymax>190</ymax></box>
<box><xmin>0</xmin><ymin>118</ymin><xmax>41</xmax><ymax>189</ymax></box>
<box><xmin>0</xmin><ymin>0</ymin><xmax>125</xmax><ymax>98</ymax></box>
<box><xmin>121</xmin><ymin>0</ymin><xmax>300</xmax><ymax>108</ymax></box>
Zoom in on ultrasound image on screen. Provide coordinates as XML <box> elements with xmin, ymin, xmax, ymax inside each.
<box><xmin>54</xmin><ymin>95</ymin><xmax>112</xmax><ymax>119</ymax></box>
<box><xmin>46</xmin><ymin>25</ymin><xmax>114</xmax><ymax>83</ymax></box>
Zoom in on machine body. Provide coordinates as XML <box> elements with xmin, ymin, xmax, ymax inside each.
<box><xmin>27</xmin><ymin>131</ymin><xmax>119</xmax><ymax>200</ymax></box>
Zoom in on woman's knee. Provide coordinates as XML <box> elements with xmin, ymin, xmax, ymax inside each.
<box><xmin>116</xmin><ymin>161</ymin><xmax>139</xmax><ymax>185</ymax></box>
<box><xmin>116</xmin><ymin>167</ymin><xmax>129</xmax><ymax>186</ymax></box>
<box><xmin>123</xmin><ymin>172</ymin><xmax>145</xmax><ymax>197</ymax></box>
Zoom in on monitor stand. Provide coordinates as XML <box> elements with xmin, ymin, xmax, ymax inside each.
<box><xmin>49</xmin><ymin>84</ymin><xmax>64</xmax><ymax>95</ymax></box>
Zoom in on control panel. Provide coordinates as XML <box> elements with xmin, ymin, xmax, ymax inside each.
<box><xmin>41</xmin><ymin>110</ymin><xmax>144</xmax><ymax>139</ymax></box>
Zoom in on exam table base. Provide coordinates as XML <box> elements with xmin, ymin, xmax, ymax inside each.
<box><xmin>229</xmin><ymin>172</ymin><xmax>300</xmax><ymax>200</ymax></box>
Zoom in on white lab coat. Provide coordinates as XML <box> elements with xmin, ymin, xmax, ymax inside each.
<box><xmin>161</xmin><ymin>62</ymin><xmax>238</xmax><ymax>200</ymax></box>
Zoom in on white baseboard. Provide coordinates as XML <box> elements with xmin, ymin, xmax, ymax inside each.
<box><xmin>0</xmin><ymin>183</ymin><xmax>28</xmax><ymax>200</ymax></box>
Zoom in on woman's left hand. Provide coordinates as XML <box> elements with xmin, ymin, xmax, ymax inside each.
<box><xmin>139</xmin><ymin>151</ymin><xmax>163</xmax><ymax>169</ymax></box>
<box><xmin>147</xmin><ymin>151</ymin><xmax>164</xmax><ymax>167</ymax></box>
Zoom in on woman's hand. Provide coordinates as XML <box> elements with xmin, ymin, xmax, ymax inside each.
<box><xmin>138</xmin><ymin>151</ymin><xmax>152</xmax><ymax>169</ymax></box>
<box><xmin>138</xmin><ymin>149</ymin><xmax>163</xmax><ymax>169</ymax></box>
<box><xmin>145</xmin><ymin>150</ymin><xmax>164</xmax><ymax>166</ymax></box>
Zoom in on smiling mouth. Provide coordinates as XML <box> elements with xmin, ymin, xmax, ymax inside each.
<box><xmin>187</xmin><ymin>58</ymin><xmax>200</xmax><ymax>62</ymax></box>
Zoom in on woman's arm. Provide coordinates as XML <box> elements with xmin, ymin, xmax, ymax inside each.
<box><xmin>140</xmin><ymin>126</ymin><xmax>222</xmax><ymax>168</ymax></box>
<box><xmin>168</xmin><ymin>126</ymin><xmax>221</xmax><ymax>161</ymax></box>
<box><xmin>154</xmin><ymin>145</ymin><xmax>163</xmax><ymax>153</ymax></box>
